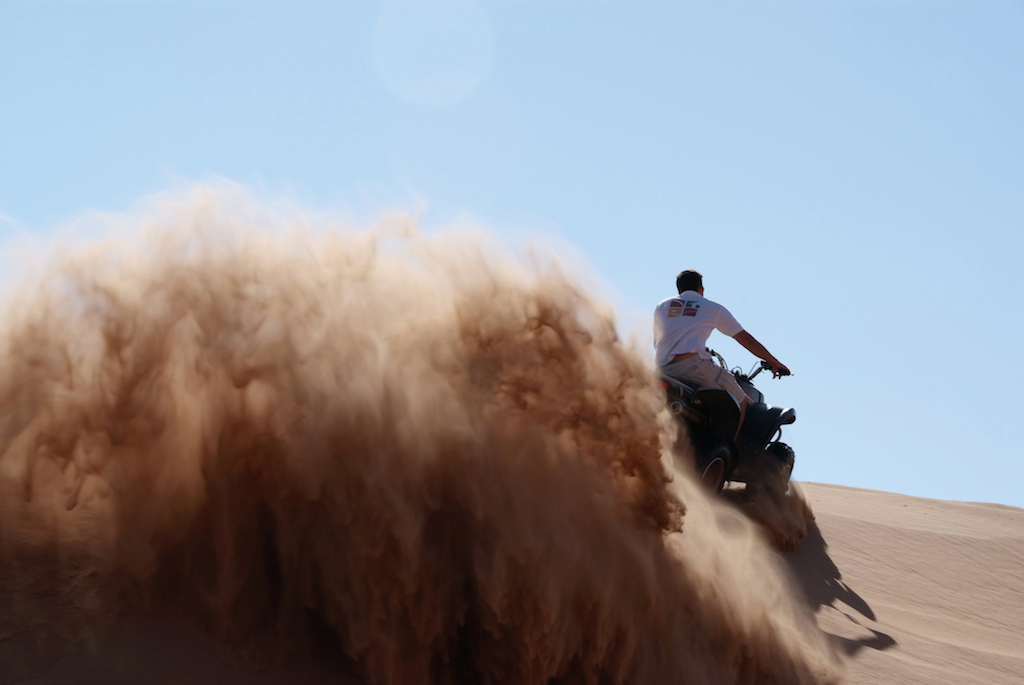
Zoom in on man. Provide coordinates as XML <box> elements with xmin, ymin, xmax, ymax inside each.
<box><xmin>654</xmin><ymin>269</ymin><xmax>789</xmax><ymax>432</ymax></box>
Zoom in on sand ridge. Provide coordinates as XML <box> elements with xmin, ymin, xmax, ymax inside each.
<box><xmin>793</xmin><ymin>483</ymin><xmax>1024</xmax><ymax>685</ymax></box>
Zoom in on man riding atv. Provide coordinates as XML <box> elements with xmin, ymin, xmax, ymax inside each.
<box><xmin>654</xmin><ymin>270</ymin><xmax>790</xmax><ymax>436</ymax></box>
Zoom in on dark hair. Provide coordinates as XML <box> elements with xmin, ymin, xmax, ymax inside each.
<box><xmin>676</xmin><ymin>270</ymin><xmax>703</xmax><ymax>294</ymax></box>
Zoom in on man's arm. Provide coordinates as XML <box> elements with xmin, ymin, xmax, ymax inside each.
<box><xmin>733</xmin><ymin>330</ymin><xmax>790</xmax><ymax>377</ymax></box>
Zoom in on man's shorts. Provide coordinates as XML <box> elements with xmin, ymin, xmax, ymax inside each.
<box><xmin>660</xmin><ymin>356</ymin><xmax>748</xmax><ymax>410</ymax></box>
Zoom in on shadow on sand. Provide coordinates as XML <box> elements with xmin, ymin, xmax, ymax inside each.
<box><xmin>783</xmin><ymin>522</ymin><xmax>897</xmax><ymax>656</ymax></box>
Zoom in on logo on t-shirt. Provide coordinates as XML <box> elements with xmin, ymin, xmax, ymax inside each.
<box><xmin>668</xmin><ymin>300</ymin><xmax>700</xmax><ymax>318</ymax></box>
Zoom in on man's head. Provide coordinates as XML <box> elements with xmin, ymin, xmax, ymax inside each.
<box><xmin>676</xmin><ymin>269</ymin><xmax>703</xmax><ymax>295</ymax></box>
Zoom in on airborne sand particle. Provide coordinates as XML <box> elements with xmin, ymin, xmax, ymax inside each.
<box><xmin>0</xmin><ymin>188</ymin><xmax>838</xmax><ymax>684</ymax></box>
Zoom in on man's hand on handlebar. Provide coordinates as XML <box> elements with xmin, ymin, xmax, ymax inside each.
<box><xmin>761</xmin><ymin>360</ymin><xmax>791</xmax><ymax>378</ymax></box>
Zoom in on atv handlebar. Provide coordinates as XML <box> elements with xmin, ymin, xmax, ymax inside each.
<box><xmin>749</xmin><ymin>360</ymin><xmax>791</xmax><ymax>380</ymax></box>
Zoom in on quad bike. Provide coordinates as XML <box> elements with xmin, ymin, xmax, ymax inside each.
<box><xmin>660</xmin><ymin>350</ymin><xmax>796</xmax><ymax>494</ymax></box>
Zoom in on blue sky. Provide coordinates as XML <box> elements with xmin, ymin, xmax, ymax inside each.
<box><xmin>2</xmin><ymin>0</ymin><xmax>1023</xmax><ymax>506</ymax></box>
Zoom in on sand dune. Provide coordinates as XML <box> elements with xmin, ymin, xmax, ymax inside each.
<box><xmin>792</xmin><ymin>483</ymin><xmax>1024</xmax><ymax>685</ymax></box>
<box><xmin>4</xmin><ymin>482</ymin><xmax>1020</xmax><ymax>684</ymax></box>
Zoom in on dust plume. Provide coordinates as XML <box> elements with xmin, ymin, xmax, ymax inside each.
<box><xmin>0</xmin><ymin>188</ymin><xmax>840</xmax><ymax>684</ymax></box>
<box><xmin>721</xmin><ymin>483</ymin><xmax>816</xmax><ymax>552</ymax></box>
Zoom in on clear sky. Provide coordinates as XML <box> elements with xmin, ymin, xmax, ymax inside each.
<box><xmin>2</xmin><ymin>0</ymin><xmax>1023</xmax><ymax>507</ymax></box>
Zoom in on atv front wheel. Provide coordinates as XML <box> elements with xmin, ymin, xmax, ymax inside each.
<box><xmin>763</xmin><ymin>441</ymin><xmax>795</xmax><ymax>494</ymax></box>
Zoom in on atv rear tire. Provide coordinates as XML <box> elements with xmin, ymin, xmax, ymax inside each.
<box><xmin>696</xmin><ymin>444</ymin><xmax>732</xmax><ymax>493</ymax></box>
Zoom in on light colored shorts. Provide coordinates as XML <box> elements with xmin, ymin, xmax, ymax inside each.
<box><xmin>660</xmin><ymin>356</ymin><xmax>747</xmax><ymax>409</ymax></box>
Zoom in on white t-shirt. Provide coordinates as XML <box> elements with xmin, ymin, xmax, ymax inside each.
<box><xmin>653</xmin><ymin>290</ymin><xmax>744</xmax><ymax>366</ymax></box>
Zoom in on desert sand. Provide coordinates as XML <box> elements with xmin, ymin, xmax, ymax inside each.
<box><xmin>792</xmin><ymin>483</ymin><xmax>1024</xmax><ymax>685</ymax></box>
<box><xmin>5</xmin><ymin>482</ymin><xmax>1021</xmax><ymax>685</ymax></box>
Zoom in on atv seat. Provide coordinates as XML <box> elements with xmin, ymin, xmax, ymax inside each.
<box><xmin>658</xmin><ymin>373</ymin><xmax>698</xmax><ymax>398</ymax></box>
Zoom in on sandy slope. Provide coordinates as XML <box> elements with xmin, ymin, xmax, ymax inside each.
<box><xmin>792</xmin><ymin>483</ymin><xmax>1024</xmax><ymax>685</ymax></box>
<box><xmin>5</xmin><ymin>483</ymin><xmax>1022</xmax><ymax>684</ymax></box>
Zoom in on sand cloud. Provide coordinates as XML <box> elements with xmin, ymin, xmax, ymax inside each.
<box><xmin>0</xmin><ymin>187</ymin><xmax>838</xmax><ymax>684</ymax></box>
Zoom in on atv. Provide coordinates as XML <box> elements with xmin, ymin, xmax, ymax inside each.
<box><xmin>660</xmin><ymin>350</ymin><xmax>796</xmax><ymax>494</ymax></box>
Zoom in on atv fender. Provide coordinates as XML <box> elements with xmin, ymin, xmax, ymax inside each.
<box><xmin>739</xmin><ymin>404</ymin><xmax>796</xmax><ymax>453</ymax></box>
